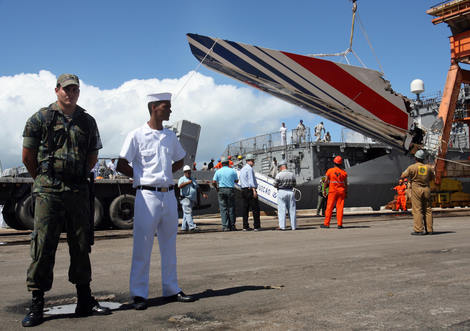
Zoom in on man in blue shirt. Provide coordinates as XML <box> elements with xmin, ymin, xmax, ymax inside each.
<box><xmin>213</xmin><ymin>157</ymin><xmax>238</xmax><ymax>231</ymax></box>
<box><xmin>239</xmin><ymin>153</ymin><xmax>261</xmax><ymax>231</ymax></box>
<box><xmin>178</xmin><ymin>165</ymin><xmax>207</xmax><ymax>232</ymax></box>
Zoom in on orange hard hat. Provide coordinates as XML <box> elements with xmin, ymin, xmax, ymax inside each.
<box><xmin>333</xmin><ymin>156</ymin><xmax>343</xmax><ymax>165</ymax></box>
<box><xmin>403</xmin><ymin>178</ymin><xmax>408</xmax><ymax>182</ymax></box>
<box><xmin>228</xmin><ymin>155</ymin><xmax>232</xmax><ymax>160</ymax></box>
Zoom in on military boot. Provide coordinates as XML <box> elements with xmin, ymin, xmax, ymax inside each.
<box><xmin>22</xmin><ymin>290</ymin><xmax>44</xmax><ymax>327</ymax></box>
<box><xmin>75</xmin><ymin>284</ymin><xmax>111</xmax><ymax>317</ymax></box>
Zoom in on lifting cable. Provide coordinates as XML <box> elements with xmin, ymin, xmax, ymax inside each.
<box><xmin>308</xmin><ymin>0</ymin><xmax>358</xmax><ymax>61</ymax></box>
<box><xmin>435</xmin><ymin>157</ymin><xmax>470</xmax><ymax>168</ymax></box>
<box><xmin>173</xmin><ymin>38</ymin><xmax>219</xmax><ymax>102</ymax></box>
<box><xmin>307</xmin><ymin>0</ymin><xmax>384</xmax><ymax>73</ymax></box>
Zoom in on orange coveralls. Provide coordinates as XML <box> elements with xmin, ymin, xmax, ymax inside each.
<box><xmin>393</xmin><ymin>184</ymin><xmax>407</xmax><ymax>211</ymax></box>
<box><xmin>324</xmin><ymin>166</ymin><xmax>348</xmax><ymax>226</ymax></box>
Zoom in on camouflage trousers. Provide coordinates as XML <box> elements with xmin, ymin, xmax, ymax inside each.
<box><xmin>27</xmin><ymin>190</ymin><xmax>91</xmax><ymax>291</ymax></box>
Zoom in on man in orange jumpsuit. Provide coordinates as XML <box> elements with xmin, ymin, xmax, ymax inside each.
<box><xmin>321</xmin><ymin>155</ymin><xmax>348</xmax><ymax>229</ymax></box>
<box><xmin>393</xmin><ymin>179</ymin><xmax>407</xmax><ymax>211</ymax></box>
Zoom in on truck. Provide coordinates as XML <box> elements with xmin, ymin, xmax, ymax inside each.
<box><xmin>0</xmin><ymin>120</ymin><xmax>213</xmax><ymax>230</ymax></box>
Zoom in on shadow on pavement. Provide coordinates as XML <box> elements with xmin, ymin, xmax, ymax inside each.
<box><xmin>118</xmin><ymin>285</ymin><xmax>273</xmax><ymax>311</ymax></box>
<box><xmin>340</xmin><ymin>225</ymin><xmax>371</xmax><ymax>229</ymax></box>
<box><xmin>428</xmin><ymin>231</ymin><xmax>455</xmax><ymax>235</ymax></box>
<box><xmin>193</xmin><ymin>285</ymin><xmax>274</xmax><ymax>300</ymax></box>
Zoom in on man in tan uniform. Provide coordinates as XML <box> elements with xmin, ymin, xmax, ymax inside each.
<box><xmin>401</xmin><ymin>150</ymin><xmax>435</xmax><ymax>235</ymax></box>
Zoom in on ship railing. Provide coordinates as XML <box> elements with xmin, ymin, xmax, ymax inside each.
<box><xmin>1</xmin><ymin>166</ymin><xmax>29</xmax><ymax>178</ymax></box>
<box><xmin>340</xmin><ymin>128</ymin><xmax>376</xmax><ymax>144</ymax></box>
<box><xmin>224</xmin><ymin>127</ymin><xmax>311</xmax><ymax>157</ymax></box>
<box><xmin>224</xmin><ymin>126</ymin><xmax>383</xmax><ymax>157</ymax></box>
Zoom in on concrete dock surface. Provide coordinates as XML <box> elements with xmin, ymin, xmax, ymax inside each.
<box><xmin>1</xmin><ymin>210</ymin><xmax>470</xmax><ymax>330</ymax></box>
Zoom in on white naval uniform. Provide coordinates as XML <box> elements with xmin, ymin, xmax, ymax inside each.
<box><xmin>120</xmin><ymin>123</ymin><xmax>186</xmax><ymax>299</ymax></box>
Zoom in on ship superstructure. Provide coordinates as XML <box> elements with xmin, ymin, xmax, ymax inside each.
<box><xmin>220</xmin><ymin>92</ymin><xmax>470</xmax><ymax>210</ymax></box>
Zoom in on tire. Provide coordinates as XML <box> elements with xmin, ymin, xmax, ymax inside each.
<box><xmin>371</xmin><ymin>205</ymin><xmax>381</xmax><ymax>211</ymax></box>
<box><xmin>94</xmin><ymin>198</ymin><xmax>104</xmax><ymax>229</ymax></box>
<box><xmin>15</xmin><ymin>195</ymin><xmax>35</xmax><ymax>230</ymax></box>
<box><xmin>2</xmin><ymin>200</ymin><xmax>26</xmax><ymax>230</ymax></box>
<box><xmin>109</xmin><ymin>194</ymin><xmax>135</xmax><ymax>229</ymax></box>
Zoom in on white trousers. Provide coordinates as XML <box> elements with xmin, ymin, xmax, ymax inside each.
<box><xmin>130</xmin><ymin>189</ymin><xmax>181</xmax><ymax>298</ymax></box>
<box><xmin>277</xmin><ymin>189</ymin><xmax>297</xmax><ymax>230</ymax></box>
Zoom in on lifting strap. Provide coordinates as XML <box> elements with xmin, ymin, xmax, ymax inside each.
<box><xmin>44</xmin><ymin>107</ymin><xmax>58</xmax><ymax>178</ymax></box>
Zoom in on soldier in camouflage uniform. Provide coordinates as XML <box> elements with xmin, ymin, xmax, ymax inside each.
<box><xmin>21</xmin><ymin>74</ymin><xmax>111</xmax><ymax>327</ymax></box>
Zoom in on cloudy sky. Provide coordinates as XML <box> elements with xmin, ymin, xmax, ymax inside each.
<box><xmin>0</xmin><ymin>0</ymin><xmax>456</xmax><ymax>169</ymax></box>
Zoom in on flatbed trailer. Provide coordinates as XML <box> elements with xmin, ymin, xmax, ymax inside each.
<box><xmin>0</xmin><ymin>176</ymin><xmax>213</xmax><ymax>230</ymax></box>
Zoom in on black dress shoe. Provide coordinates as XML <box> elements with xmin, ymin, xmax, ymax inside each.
<box><xmin>166</xmin><ymin>291</ymin><xmax>196</xmax><ymax>303</ymax></box>
<box><xmin>133</xmin><ymin>296</ymin><xmax>148</xmax><ymax>310</ymax></box>
<box><xmin>320</xmin><ymin>224</ymin><xmax>329</xmax><ymax>228</ymax></box>
<box><xmin>75</xmin><ymin>297</ymin><xmax>112</xmax><ymax>317</ymax></box>
<box><xmin>337</xmin><ymin>225</ymin><xmax>343</xmax><ymax>229</ymax></box>
<box><xmin>410</xmin><ymin>231</ymin><xmax>426</xmax><ymax>236</ymax></box>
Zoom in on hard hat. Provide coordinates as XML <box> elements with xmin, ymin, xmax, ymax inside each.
<box><xmin>237</xmin><ymin>155</ymin><xmax>242</xmax><ymax>159</ymax></box>
<box><xmin>333</xmin><ymin>155</ymin><xmax>343</xmax><ymax>165</ymax></box>
<box><xmin>245</xmin><ymin>153</ymin><xmax>255</xmax><ymax>161</ymax></box>
<box><xmin>183</xmin><ymin>165</ymin><xmax>191</xmax><ymax>172</ymax></box>
<box><xmin>415</xmin><ymin>149</ymin><xmax>425</xmax><ymax>160</ymax></box>
<box><xmin>403</xmin><ymin>178</ymin><xmax>408</xmax><ymax>182</ymax></box>
<box><xmin>278</xmin><ymin>160</ymin><xmax>287</xmax><ymax>168</ymax></box>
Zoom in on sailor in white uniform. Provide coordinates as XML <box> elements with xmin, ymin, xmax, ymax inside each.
<box><xmin>117</xmin><ymin>92</ymin><xmax>195</xmax><ymax>310</ymax></box>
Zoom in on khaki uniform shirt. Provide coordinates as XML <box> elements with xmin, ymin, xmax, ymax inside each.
<box><xmin>401</xmin><ymin>162</ymin><xmax>435</xmax><ymax>187</ymax></box>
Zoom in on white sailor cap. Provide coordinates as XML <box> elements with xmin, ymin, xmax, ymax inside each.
<box><xmin>146</xmin><ymin>92</ymin><xmax>172</xmax><ymax>104</ymax></box>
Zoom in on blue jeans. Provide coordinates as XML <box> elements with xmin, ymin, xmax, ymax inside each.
<box><xmin>181</xmin><ymin>198</ymin><xmax>196</xmax><ymax>230</ymax></box>
<box><xmin>277</xmin><ymin>189</ymin><xmax>296</xmax><ymax>230</ymax></box>
<box><xmin>217</xmin><ymin>188</ymin><xmax>236</xmax><ymax>230</ymax></box>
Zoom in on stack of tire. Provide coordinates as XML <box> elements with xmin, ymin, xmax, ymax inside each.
<box><xmin>2</xmin><ymin>193</ymin><xmax>136</xmax><ymax>230</ymax></box>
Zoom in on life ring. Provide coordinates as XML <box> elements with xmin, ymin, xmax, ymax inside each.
<box><xmin>109</xmin><ymin>194</ymin><xmax>135</xmax><ymax>229</ymax></box>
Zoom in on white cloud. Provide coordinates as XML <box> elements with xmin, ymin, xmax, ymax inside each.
<box><xmin>0</xmin><ymin>70</ymin><xmax>299</xmax><ymax>168</ymax></box>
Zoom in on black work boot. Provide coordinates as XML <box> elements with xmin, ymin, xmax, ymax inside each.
<box><xmin>75</xmin><ymin>284</ymin><xmax>111</xmax><ymax>317</ymax></box>
<box><xmin>22</xmin><ymin>290</ymin><xmax>44</xmax><ymax>327</ymax></box>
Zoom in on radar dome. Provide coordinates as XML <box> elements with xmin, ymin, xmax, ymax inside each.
<box><xmin>410</xmin><ymin>79</ymin><xmax>425</xmax><ymax>95</ymax></box>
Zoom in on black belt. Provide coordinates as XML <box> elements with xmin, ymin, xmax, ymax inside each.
<box><xmin>137</xmin><ymin>185</ymin><xmax>174</xmax><ymax>192</ymax></box>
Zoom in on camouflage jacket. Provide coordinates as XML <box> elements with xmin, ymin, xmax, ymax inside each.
<box><xmin>23</xmin><ymin>102</ymin><xmax>102</xmax><ymax>193</ymax></box>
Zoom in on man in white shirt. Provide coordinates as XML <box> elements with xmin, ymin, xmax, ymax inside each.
<box><xmin>296</xmin><ymin>120</ymin><xmax>306</xmax><ymax>144</ymax></box>
<box><xmin>314</xmin><ymin>122</ymin><xmax>325</xmax><ymax>142</ymax></box>
<box><xmin>117</xmin><ymin>92</ymin><xmax>195</xmax><ymax>310</ymax></box>
<box><xmin>280</xmin><ymin>122</ymin><xmax>287</xmax><ymax>146</ymax></box>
